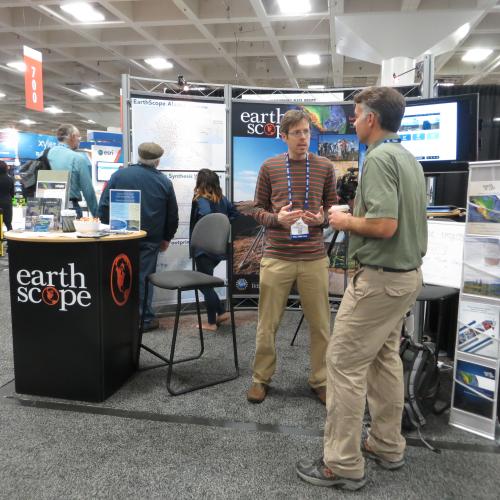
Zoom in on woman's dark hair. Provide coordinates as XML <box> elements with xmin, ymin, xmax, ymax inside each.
<box><xmin>194</xmin><ymin>168</ymin><xmax>223</xmax><ymax>203</ymax></box>
<box><xmin>0</xmin><ymin>161</ymin><xmax>8</xmax><ymax>174</ymax></box>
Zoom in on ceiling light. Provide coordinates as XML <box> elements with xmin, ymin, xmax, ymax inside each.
<box><xmin>45</xmin><ymin>106</ymin><xmax>63</xmax><ymax>114</ymax></box>
<box><xmin>0</xmin><ymin>92</ymin><xmax>5</xmax><ymax>98</ymax></box>
<box><xmin>493</xmin><ymin>117</ymin><xmax>500</xmax><ymax>122</ymax></box>
<box><xmin>308</xmin><ymin>84</ymin><xmax>325</xmax><ymax>89</ymax></box>
<box><xmin>81</xmin><ymin>87</ymin><xmax>104</xmax><ymax>96</ymax></box>
<box><xmin>145</xmin><ymin>57</ymin><xmax>173</xmax><ymax>70</ymax></box>
<box><xmin>60</xmin><ymin>2</ymin><xmax>105</xmax><ymax>22</ymax></box>
<box><xmin>462</xmin><ymin>48</ymin><xmax>493</xmax><ymax>62</ymax></box>
<box><xmin>19</xmin><ymin>119</ymin><xmax>37</xmax><ymax>125</ymax></box>
<box><xmin>86</xmin><ymin>119</ymin><xmax>96</xmax><ymax>124</ymax></box>
<box><xmin>438</xmin><ymin>82</ymin><xmax>454</xmax><ymax>87</ymax></box>
<box><xmin>7</xmin><ymin>61</ymin><xmax>26</xmax><ymax>72</ymax></box>
<box><xmin>297</xmin><ymin>53</ymin><xmax>320</xmax><ymax>66</ymax></box>
<box><xmin>278</xmin><ymin>0</ymin><xmax>311</xmax><ymax>15</ymax></box>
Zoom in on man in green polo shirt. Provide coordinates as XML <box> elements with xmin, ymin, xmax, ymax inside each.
<box><xmin>296</xmin><ymin>86</ymin><xmax>427</xmax><ymax>491</ymax></box>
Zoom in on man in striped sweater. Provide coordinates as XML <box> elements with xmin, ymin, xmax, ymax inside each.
<box><xmin>246</xmin><ymin>109</ymin><xmax>338</xmax><ymax>405</ymax></box>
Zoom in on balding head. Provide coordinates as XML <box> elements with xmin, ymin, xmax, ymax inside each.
<box><xmin>56</xmin><ymin>124</ymin><xmax>81</xmax><ymax>150</ymax></box>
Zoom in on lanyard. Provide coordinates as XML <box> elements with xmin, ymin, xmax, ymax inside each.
<box><xmin>383</xmin><ymin>138</ymin><xmax>402</xmax><ymax>143</ymax></box>
<box><xmin>285</xmin><ymin>152</ymin><xmax>310</xmax><ymax>211</ymax></box>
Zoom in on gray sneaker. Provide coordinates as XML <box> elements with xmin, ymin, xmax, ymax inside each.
<box><xmin>296</xmin><ymin>458</ymin><xmax>367</xmax><ymax>490</ymax></box>
<box><xmin>361</xmin><ymin>439</ymin><xmax>405</xmax><ymax>470</ymax></box>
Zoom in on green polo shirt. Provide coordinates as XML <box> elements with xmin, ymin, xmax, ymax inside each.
<box><xmin>349</xmin><ymin>133</ymin><xmax>428</xmax><ymax>270</ymax></box>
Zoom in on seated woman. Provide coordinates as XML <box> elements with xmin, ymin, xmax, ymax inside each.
<box><xmin>190</xmin><ymin>169</ymin><xmax>239</xmax><ymax>331</ymax></box>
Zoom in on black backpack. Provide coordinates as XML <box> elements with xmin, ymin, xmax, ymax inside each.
<box><xmin>400</xmin><ymin>335</ymin><xmax>440</xmax><ymax>431</ymax></box>
<box><xmin>19</xmin><ymin>147</ymin><xmax>51</xmax><ymax>198</ymax></box>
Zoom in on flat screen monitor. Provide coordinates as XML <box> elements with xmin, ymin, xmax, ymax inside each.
<box><xmin>399</xmin><ymin>94</ymin><xmax>478</xmax><ymax>172</ymax></box>
<box><xmin>96</xmin><ymin>161</ymin><xmax>122</xmax><ymax>182</ymax></box>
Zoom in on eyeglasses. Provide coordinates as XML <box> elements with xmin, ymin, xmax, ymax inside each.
<box><xmin>287</xmin><ymin>129</ymin><xmax>311</xmax><ymax>138</ymax></box>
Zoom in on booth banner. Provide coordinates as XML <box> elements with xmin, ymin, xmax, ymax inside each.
<box><xmin>18</xmin><ymin>132</ymin><xmax>57</xmax><ymax>161</ymax></box>
<box><xmin>0</xmin><ymin>128</ymin><xmax>18</xmax><ymax>159</ymax></box>
<box><xmin>23</xmin><ymin>46</ymin><xmax>44</xmax><ymax>112</ymax></box>
<box><xmin>231</xmin><ymin>100</ymin><xmax>360</xmax><ymax>295</ymax></box>
<box><xmin>91</xmin><ymin>144</ymin><xmax>122</xmax><ymax>164</ymax></box>
<box><xmin>152</xmin><ymin>170</ymin><xmax>226</xmax><ymax>307</ymax></box>
<box><xmin>87</xmin><ymin>130</ymin><xmax>123</xmax><ymax>147</ymax></box>
<box><xmin>130</xmin><ymin>95</ymin><xmax>226</xmax><ymax>171</ymax></box>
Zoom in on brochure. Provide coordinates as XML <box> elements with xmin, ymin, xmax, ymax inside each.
<box><xmin>109</xmin><ymin>189</ymin><xmax>141</xmax><ymax>231</ymax></box>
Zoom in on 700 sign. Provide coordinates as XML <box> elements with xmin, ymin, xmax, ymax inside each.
<box><xmin>23</xmin><ymin>45</ymin><xmax>44</xmax><ymax>112</ymax></box>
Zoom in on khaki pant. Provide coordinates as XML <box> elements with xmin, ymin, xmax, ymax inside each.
<box><xmin>324</xmin><ymin>266</ymin><xmax>422</xmax><ymax>479</ymax></box>
<box><xmin>252</xmin><ymin>256</ymin><xmax>330</xmax><ymax>388</ymax></box>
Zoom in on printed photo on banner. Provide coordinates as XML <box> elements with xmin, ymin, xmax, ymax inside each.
<box><xmin>462</xmin><ymin>236</ymin><xmax>500</xmax><ymax>299</ymax></box>
<box><xmin>453</xmin><ymin>359</ymin><xmax>496</xmax><ymax>419</ymax></box>
<box><xmin>467</xmin><ymin>180</ymin><xmax>500</xmax><ymax>236</ymax></box>
<box><xmin>457</xmin><ymin>300</ymin><xmax>499</xmax><ymax>359</ymax></box>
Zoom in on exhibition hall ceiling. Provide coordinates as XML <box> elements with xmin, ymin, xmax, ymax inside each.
<box><xmin>0</xmin><ymin>0</ymin><xmax>499</xmax><ymax>135</ymax></box>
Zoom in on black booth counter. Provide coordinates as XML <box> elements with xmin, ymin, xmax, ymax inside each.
<box><xmin>6</xmin><ymin>230</ymin><xmax>146</xmax><ymax>402</ymax></box>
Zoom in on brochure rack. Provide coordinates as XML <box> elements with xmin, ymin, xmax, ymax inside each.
<box><xmin>450</xmin><ymin>161</ymin><xmax>500</xmax><ymax>440</ymax></box>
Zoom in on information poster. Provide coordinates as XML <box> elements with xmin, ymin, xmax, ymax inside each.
<box><xmin>457</xmin><ymin>300</ymin><xmax>499</xmax><ymax>359</ymax></box>
<box><xmin>152</xmin><ymin>171</ymin><xmax>227</xmax><ymax>308</ymax></box>
<box><xmin>467</xmin><ymin>180</ymin><xmax>500</xmax><ymax>236</ymax></box>
<box><xmin>109</xmin><ymin>189</ymin><xmax>141</xmax><ymax>231</ymax></box>
<box><xmin>421</xmin><ymin>220</ymin><xmax>464</xmax><ymax>288</ymax></box>
<box><xmin>231</xmin><ymin>100</ymin><xmax>360</xmax><ymax>295</ymax></box>
<box><xmin>130</xmin><ymin>96</ymin><xmax>226</xmax><ymax>171</ymax></box>
<box><xmin>36</xmin><ymin>170</ymin><xmax>70</xmax><ymax>210</ymax></box>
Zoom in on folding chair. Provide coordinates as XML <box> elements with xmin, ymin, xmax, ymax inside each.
<box><xmin>138</xmin><ymin>213</ymin><xmax>239</xmax><ymax>395</ymax></box>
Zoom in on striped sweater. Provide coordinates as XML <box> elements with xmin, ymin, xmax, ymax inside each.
<box><xmin>253</xmin><ymin>152</ymin><xmax>337</xmax><ymax>260</ymax></box>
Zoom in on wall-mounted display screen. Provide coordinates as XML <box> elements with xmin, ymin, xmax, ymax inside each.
<box><xmin>96</xmin><ymin>161</ymin><xmax>122</xmax><ymax>182</ymax></box>
<box><xmin>400</xmin><ymin>94</ymin><xmax>478</xmax><ymax>171</ymax></box>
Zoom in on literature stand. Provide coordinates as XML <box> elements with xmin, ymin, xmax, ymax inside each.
<box><xmin>450</xmin><ymin>161</ymin><xmax>500</xmax><ymax>440</ymax></box>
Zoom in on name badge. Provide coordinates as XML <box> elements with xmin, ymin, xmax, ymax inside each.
<box><xmin>290</xmin><ymin>217</ymin><xmax>309</xmax><ymax>240</ymax></box>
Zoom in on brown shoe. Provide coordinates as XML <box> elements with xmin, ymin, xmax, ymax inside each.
<box><xmin>311</xmin><ymin>386</ymin><xmax>326</xmax><ymax>405</ymax></box>
<box><xmin>247</xmin><ymin>382</ymin><xmax>268</xmax><ymax>404</ymax></box>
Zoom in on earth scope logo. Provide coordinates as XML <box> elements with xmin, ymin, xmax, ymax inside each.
<box><xmin>110</xmin><ymin>254</ymin><xmax>132</xmax><ymax>306</ymax></box>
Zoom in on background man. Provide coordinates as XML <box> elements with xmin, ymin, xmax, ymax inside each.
<box><xmin>47</xmin><ymin>124</ymin><xmax>98</xmax><ymax>218</ymax></box>
<box><xmin>247</xmin><ymin>109</ymin><xmax>337</xmax><ymax>405</ymax></box>
<box><xmin>296</xmin><ymin>87</ymin><xmax>427</xmax><ymax>491</ymax></box>
<box><xmin>99</xmin><ymin>142</ymin><xmax>179</xmax><ymax>332</ymax></box>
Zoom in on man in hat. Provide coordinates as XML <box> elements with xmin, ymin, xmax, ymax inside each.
<box><xmin>99</xmin><ymin>142</ymin><xmax>179</xmax><ymax>332</ymax></box>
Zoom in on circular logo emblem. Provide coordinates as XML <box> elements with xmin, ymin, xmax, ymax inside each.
<box><xmin>264</xmin><ymin>122</ymin><xmax>276</xmax><ymax>136</ymax></box>
<box><xmin>110</xmin><ymin>254</ymin><xmax>132</xmax><ymax>306</ymax></box>
<box><xmin>42</xmin><ymin>286</ymin><xmax>60</xmax><ymax>306</ymax></box>
<box><xmin>98</xmin><ymin>149</ymin><xmax>103</xmax><ymax>155</ymax></box>
<box><xmin>235</xmin><ymin>278</ymin><xmax>248</xmax><ymax>291</ymax></box>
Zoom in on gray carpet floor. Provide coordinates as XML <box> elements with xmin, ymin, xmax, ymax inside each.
<box><xmin>1</xmin><ymin>254</ymin><xmax>499</xmax><ymax>499</ymax></box>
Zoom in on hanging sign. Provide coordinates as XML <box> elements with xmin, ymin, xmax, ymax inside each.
<box><xmin>23</xmin><ymin>45</ymin><xmax>44</xmax><ymax>112</ymax></box>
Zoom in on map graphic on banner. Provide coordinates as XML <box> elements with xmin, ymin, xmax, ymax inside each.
<box><xmin>130</xmin><ymin>96</ymin><xmax>226</xmax><ymax>171</ymax></box>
